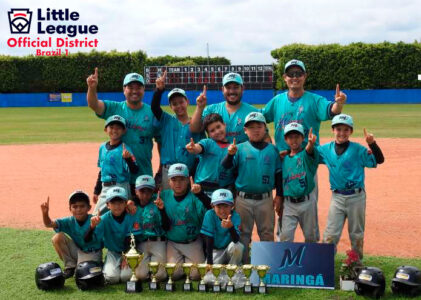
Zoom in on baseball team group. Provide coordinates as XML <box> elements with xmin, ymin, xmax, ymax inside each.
<box><xmin>40</xmin><ymin>59</ymin><xmax>384</xmax><ymax>285</ymax></box>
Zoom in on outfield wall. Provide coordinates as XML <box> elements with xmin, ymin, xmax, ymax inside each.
<box><xmin>0</xmin><ymin>89</ymin><xmax>420</xmax><ymax>107</ymax></box>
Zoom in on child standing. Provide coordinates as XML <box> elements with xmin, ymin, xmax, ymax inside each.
<box><xmin>40</xmin><ymin>191</ymin><xmax>102</xmax><ymax>279</ymax></box>
<box><xmin>318</xmin><ymin>114</ymin><xmax>384</xmax><ymax>259</ymax></box>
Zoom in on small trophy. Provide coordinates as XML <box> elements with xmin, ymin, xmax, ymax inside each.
<box><xmin>242</xmin><ymin>264</ymin><xmax>254</xmax><ymax>293</ymax></box>
<box><xmin>211</xmin><ymin>264</ymin><xmax>224</xmax><ymax>292</ymax></box>
<box><xmin>148</xmin><ymin>262</ymin><xmax>160</xmax><ymax>290</ymax></box>
<box><xmin>165</xmin><ymin>263</ymin><xmax>177</xmax><ymax>291</ymax></box>
<box><xmin>182</xmin><ymin>263</ymin><xmax>194</xmax><ymax>291</ymax></box>
<box><xmin>196</xmin><ymin>263</ymin><xmax>209</xmax><ymax>292</ymax></box>
<box><xmin>123</xmin><ymin>233</ymin><xmax>144</xmax><ymax>293</ymax></box>
<box><xmin>255</xmin><ymin>265</ymin><xmax>270</xmax><ymax>294</ymax></box>
<box><xmin>225</xmin><ymin>264</ymin><xmax>238</xmax><ymax>293</ymax></box>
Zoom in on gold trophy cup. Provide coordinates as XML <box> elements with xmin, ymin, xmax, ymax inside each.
<box><xmin>123</xmin><ymin>233</ymin><xmax>144</xmax><ymax>293</ymax></box>
<box><xmin>165</xmin><ymin>263</ymin><xmax>177</xmax><ymax>291</ymax></box>
<box><xmin>255</xmin><ymin>265</ymin><xmax>270</xmax><ymax>294</ymax></box>
<box><xmin>211</xmin><ymin>264</ymin><xmax>224</xmax><ymax>292</ymax></box>
<box><xmin>225</xmin><ymin>264</ymin><xmax>238</xmax><ymax>293</ymax></box>
<box><xmin>182</xmin><ymin>263</ymin><xmax>194</xmax><ymax>291</ymax></box>
<box><xmin>242</xmin><ymin>264</ymin><xmax>254</xmax><ymax>293</ymax></box>
<box><xmin>148</xmin><ymin>262</ymin><xmax>160</xmax><ymax>290</ymax></box>
<box><xmin>196</xmin><ymin>263</ymin><xmax>209</xmax><ymax>292</ymax></box>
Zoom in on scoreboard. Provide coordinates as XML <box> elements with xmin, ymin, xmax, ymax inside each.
<box><xmin>144</xmin><ymin>65</ymin><xmax>274</xmax><ymax>90</ymax></box>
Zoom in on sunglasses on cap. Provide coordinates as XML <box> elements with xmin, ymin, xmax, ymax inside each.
<box><xmin>286</xmin><ymin>71</ymin><xmax>305</xmax><ymax>78</ymax></box>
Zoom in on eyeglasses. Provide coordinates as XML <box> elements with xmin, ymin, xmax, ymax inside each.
<box><xmin>286</xmin><ymin>71</ymin><xmax>305</xmax><ymax>78</ymax></box>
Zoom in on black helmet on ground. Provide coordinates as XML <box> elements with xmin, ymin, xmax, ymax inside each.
<box><xmin>354</xmin><ymin>266</ymin><xmax>385</xmax><ymax>299</ymax></box>
<box><xmin>391</xmin><ymin>265</ymin><xmax>421</xmax><ymax>297</ymax></box>
<box><xmin>75</xmin><ymin>261</ymin><xmax>104</xmax><ymax>291</ymax></box>
<box><xmin>35</xmin><ymin>262</ymin><xmax>65</xmax><ymax>291</ymax></box>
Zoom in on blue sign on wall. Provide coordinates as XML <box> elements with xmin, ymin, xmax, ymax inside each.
<box><xmin>250</xmin><ymin>241</ymin><xmax>335</xmax><ymax>289</ymax></box>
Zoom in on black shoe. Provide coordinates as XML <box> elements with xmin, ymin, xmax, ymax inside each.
<box><xmin>63</xmin><ymin>267</ymin><xmax>75</xmax><ymax>279</ymax></box>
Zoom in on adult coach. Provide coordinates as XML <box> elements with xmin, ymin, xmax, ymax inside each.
<box><xmin>190</xmin><ymin>72</ymin><xmax>259</xmax><ymax>143</ymax></box>
<box><xmin>262</xmin><ymin>59</ymin><xmax>347</xmax><ymax>239</ymax></box>
<box><xmin>86</xmin><ymin>68</ymin><xmax>160</xmax><ymax>200</ymax></box>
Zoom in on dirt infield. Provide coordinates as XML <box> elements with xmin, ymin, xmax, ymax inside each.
<box><xmin>1</xmin><ymin>138</ymin><xmax>420</xmax><ymax>258</ymax></box>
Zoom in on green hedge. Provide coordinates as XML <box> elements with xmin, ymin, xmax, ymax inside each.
<box><xmin>271</xmin><ymin>42</ymin><xmax>421</xmax><ymax>90</ymax></box>
<box><xmin>0</xmin><ymin>51</ymin><xmax>230</xmax><ymax>93</ymax></box>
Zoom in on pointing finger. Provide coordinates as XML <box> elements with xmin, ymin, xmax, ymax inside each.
<box><xmin>162</xmin><ymin>70</ymin><xmax>167</xmax><ymax>80</ymax></box>
<box><xmin>309</xmin><ymin>127</ymin><xmax>313</xmax><ymax>137</ymax></box>
<box><xmin>47</xmin><ymin>196</ymin><xmax>49</xmax><ymax>205</ymax></box>
<box><xmin>157</xmin><ymin>191</ymin><xmax>161</xmax><ymax>199</ymax></box>
<box><xmin>363</xmin><ymin>128</ymin><xmax>367</xmax><ymax>137</ymax></box>
<box><xmin>94</xmin><ymin>67</ymin><xmax>98</xmax><ymax>77</ymax></box>
<box><xmin>122</xmin><ymin>143</ymin><xmax>126</xmax><ymax>150</ymax></box>
<box><xmin>228</xmin><ymin>214</ymin><xmax>232</xmax><ymax>220</ymax></box>
<box><xmin>190</xmin><ymin>138</ymin><xmax>194</xmax><ymax>144</ymax></box>
<box><xmin>335</xmin><ymin>84</ymin><xmax>340</xmax><ymax>98</ymax></box>
<box><xmin>203</xmin><ymin>85</ymin><xmax>207</xmax><ymax>96</ymax></box>
<box><xmin>232</xmin><ymin>138</ymin><xmax>236</xmax><ymax>146</ymax></box>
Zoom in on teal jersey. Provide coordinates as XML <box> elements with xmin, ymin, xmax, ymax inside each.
<box><xmin>318</xmin><ymin>141</ymin><xmax>377</xmax><ymax>190</ymax></box>
<box><xmin>55</xmin><ymin>215</ymin><xmax>102</xmax><ymax>252</ymax></box>
<box><xmin>195</xmin><ymin>138</ymin><xmax>234</xmax><ymax>187</ymax></box>
<box><xmin>203</xmin><ymin>101</ymin><xmax>259</xmax><ymax>143</ymax></box>
<box><xmin>161</xmin><ymin>189</ymin><xmax>206</xmax><ymax>243</ymax></box>
<box><xmin>131</xmin><ymin>199</ymin><xmax>165</xmax><ymax>238</ymax></box>
<box><xmin>282</xmin><ymin>148</ymin><xmax>319</xmax><ymax>197</ymax></box>
<box><xmin>232</xmin><ymin>141</ymin><xmax>282</xmax><ymax>193</ymax></box>
<box><xmin>262</xmin><ymin>91</ymin><xmax>334</xmax><ymax>151</ymax></box>
<box><xmin>93</xmin><ymin>211</ymin><xmax>136</xmax><ymax>252</ymax></box>
<box><xmin>98</xmin><ymin>101</ymin><xmax>160</xmax><ymax>181</ymax></box>
<box><xmin>157</xmin><ymin>112</ymin><xmax>205</xmax><ymax>169</ymax></box>
<box><xmin>200</xmin><ymin>209</ymin><xmax>241</xmax><ymax>249</ymax></box>
<box><xmin>97</xmin><ymin>142</ymin><xmax>134</xmax><ymax>183</ymax></box>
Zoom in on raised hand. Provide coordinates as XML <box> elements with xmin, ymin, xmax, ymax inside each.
<box><xmin>364</xmin><ymin>128</ymin><xmax>375</xmax><ymax>145</ymax></box>
<box><xmin>221</xmin><ymin>214</ymin><xmax>233</xmax><ymax>228</ymax></box>
<box><xmin>196</xmin><ymin>85</ymin><xmax>207</xmax><ymax>109</ymax></box>
<box><xmin>308</xmin><ymin>127</ymin><xmax>317</xmax><ymax>145</ymax></box>
<box><xmin>228</xmin><ymin>138</ymin><xmax>237</xmax><ymax>155</ymax></box>
<box><xmin>154</xmin><ymin>191</ymin><xmax>164</xmax><ymax>210</ymax></box>
<box><xmin>90</xmin><ymin>215</ymin><xmax>101</xmax><ymax>228</ymax></box>
<box><xmin>279</xmin><ymin>150</ymin><xmax>288</xmax><ymax>159</ymax></box>
<box><xmin>40</xmin><ymin>196</ymin><xmax>50</xmax><ymax>214</ymax></box>
<box><xmin>156</xmin><ymin>70</ymin><xmax>167</xmax><ymax>91</ymax></box>
<box><xmin>86</xmin><ymin>67</ymin><xmax>98</xmax><ymax>89</ymax></box>
<box><xmin>92</xmin><ymin>194</ymin><xmax>98</xmax><ymax>204</ymax></box>
<box><xmin>122</xmin><ymin>143</ymin><xmax>131</xmax><ymax>159</ymax></box>
<box><xmin>334</xmin><ymin>83</ymin><xmax>347</xmax><ymax>104</ymax></box>
<box><xmin>126</xmin><ymin>200</ymin><xmax>137</xmax><ymax>215</ymax></box>
<box><xmin>185</xmin><ymin>138</ymin><xmax>196</xmax><ymax>153</ymax></box>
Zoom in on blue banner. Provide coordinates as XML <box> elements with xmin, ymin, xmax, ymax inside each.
<box><xmin>250</xmin><ymin>241</ymin><xmax>335</xmax><ymax>289</ymax></box>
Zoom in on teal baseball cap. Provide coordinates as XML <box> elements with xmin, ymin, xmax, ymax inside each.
<box><xmin>105</xmin><ymin>187</ymin><xmax>128</xmax><ymax>203</ymax></box>
<box><xmin>105</xmin><ymin>115</ymin><xmax>126</xmax><ymax>129</ymax></box>
<box><xmin>211</xmin><ymin>189</ymin><xmax>234</xmax><ymax>206</ymax></box>
<box><xmin>135</xmin><ymin>175</ymin><xmax>155</xmax><ymax>190</ymax></box>
<box><xmin>244</xmin><ymin>112</ymin><xmax>266</xmax><ymax>127</ymax></box>
<box><xmin>222</xmin><ymin>72</ymin><xmax>243</xmax><ymax>86</ymax></box>
<box><xmin>284</xmin><ymin>122</ymin><xmax>305</xmax><ymax>136</ymax></box>
<box><xmin>168</xmin><ymin>88</ymin><xmax>187</xmax><ymax>101</ymax></box>
<box><xmin>332</xmin><ymin>114</ymin><xmax>354</xmax><ymax>128</ymax></box>
<box><xmin>284</xmin><ymin>59</ymin><xmax>306</xmax><ymax>73</ymax></box>
<box><xmin>168</xmin><ymin>163</ymin><xmax>189</xmax><ymax>178</ymax></box>
<box><xmin>123</xmin><ymin>72</ymin><xmax>145</xmax><ymax>86</ymax></box>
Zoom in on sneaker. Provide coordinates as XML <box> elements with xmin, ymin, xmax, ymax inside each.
<box><xmin>63</xmin><ymin>267</ymin><xmax>75</xmax><ymax>279</ymax></box>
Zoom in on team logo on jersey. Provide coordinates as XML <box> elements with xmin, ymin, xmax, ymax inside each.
<box><xmin>298</xmin><ymin>105</ymin><xmax>304</xmax><ymax>115</ymax></box>
<box><xmin>296</xmin><ymin>157</ymin><xmax>303</xmax><ymax>168</ymax></box>
<box><xmin>133</xmin><ymin>222</ymin><xmax>140</xmax><ymax>230</ymax></box>
<box><xmin>144</xmin><ymin>115</ymin><xmax>149</xmax><ymax>122</ymax></box>
<box><xmin>8</xmin><ymin>9</ymin><xmax>32</xmax><ymax>34</ymax></box>
<box><xmin>237</xmin><ymin>118</ymin><xmax>242</xmax><ymax>125</ymax></box>
<box><xmin>264</xmin><ymin>155</ymin><xmax>271</xmax><ymax>165</ymax></box>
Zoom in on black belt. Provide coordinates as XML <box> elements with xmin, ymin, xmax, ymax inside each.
<box><xmin>334</xmin><ymin>188</ymin><xmax>362</xmax><ymax>195</ymax></box>
<box><xmin>171</xmin><ymin>237</ymin><xmax>197</xmax><ymax>244</ymax></box>
<box><xmin>103</xmin><ymin>181</ymin><xmax>117</xmax><ymax>187</ymax></box>
<box><xmin>285</xmin><ymin>195</ymin><xmax>310</xmax><ymax>203</ymax></box>
<box><xmin>237</xmin><ymin>191</ymin><xmax>270</xmax><ymax>200</ymax></box>
<box><xmin>142</xmin><ymin>236</ymin><xmax>167</xmax><ymax>242</ymax></box>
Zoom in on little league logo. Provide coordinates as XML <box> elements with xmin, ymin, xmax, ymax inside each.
<box><xmin>8</xmin><ymin>9</ymin><xmax>32</xmax><ymax>34</ymax></box>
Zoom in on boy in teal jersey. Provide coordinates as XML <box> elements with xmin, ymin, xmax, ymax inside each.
<box><xmin>200</xmin><ymin>189</ymin><xmax>244</xmax><ymax>265</ymax></box>
<box><xmin>151</xmin><ymin>71</ymin><xmax>205</xmax><ymax>190</ymax></box>
<box><xmin>318</xmin><ymin>114</ymin><xmax>384</xmax><ymax>259</ymax></box>
<box><xmin>93</xmin><ymin>115</ymin><xmax>138</xmax><ymax>215</ymax></box>
<box><xmin>154</xmin><ymin>163</ymin><xmax>207</xmax><ymax>281</ymax></box>
<box><xmin>86</xmin><ymin>187</ymin><xmax>137</xmax><ymax>284</ymax></box>
<box><xmin>40</xmin><ymin>191</ymin><xmax>102</xmax><ymax>279</ymax></box>
<box><xmin>127</xmin><ymin>175</ymin><xmax>167</xmax><ymax>281</ymax></box>
<box><xmin>280</xmin><ymin>122</ymin><xmax>319</xmax><ymax>243</ymax></box>
<box><xmin>222</xmin><ymin>112</ymin><xmax>282</xmax><ymax>263</ymax></box>
<box><xmin>186</xmin><ymin>113</ymin><xmax>235</xmax><ymax>196</ymax></box>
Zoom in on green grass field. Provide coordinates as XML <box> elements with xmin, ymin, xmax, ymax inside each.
<box><xmin>1</xmin><ymin>227</ymin><xmax>420</xmax><ymax>300</ymax></box>
<box><xmin>0</xmin><ymin>104</ymin><xmax>420</xmax><ymax>144</ymax></box>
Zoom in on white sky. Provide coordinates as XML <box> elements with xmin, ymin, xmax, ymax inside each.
<box><xmin>1</xmin><ymin>0</ymin><xmax>420</xmax><ymax>64</ymax></box>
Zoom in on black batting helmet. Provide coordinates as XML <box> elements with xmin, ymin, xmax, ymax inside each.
<box><xmin>354</xmin><ymin>266</ymin><xmax>385</xmax><ymax>299</ymax></box>
<box><xmin>75</xmin><ymin>261</ymin><xmax>104</xmax><ymax>291</ymax></box>
<box><xmin>391</xmin><ymin>265</ymin><xmax>421</xmax><ymax>297</ymax></box>
<box><xmin>35</xmin><ymin>262</ymin><xmax>65</xmax><ymax>291</ymax></box>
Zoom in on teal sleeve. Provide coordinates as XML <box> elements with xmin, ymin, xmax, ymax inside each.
<box><xmin>262</xmin><ymin>96</ymin><xmax>276</xmax><ymax>123</ymax></box>
<box><xmin>360</xmin><ymin>145</ymin><xmax>377</xmax><ymax>168</ymax></box>
<box><xmin>200</xmin><ymin>211</ymin><xmax>215</xmax><ymax>237</ymax></box>
<box><xmin>315</xmin><ymin>95</ymin><xmax>333</xmax><ymax>121</ymax></box>
<box><xmin>98</xmin><ymin>100</ymin><xmax>118</xmax><ymax>119</ymax></box>
<box><xmin>316</xmin><ymin>145</ymin><xmax>326</xmax><ymax>164</ymax></box>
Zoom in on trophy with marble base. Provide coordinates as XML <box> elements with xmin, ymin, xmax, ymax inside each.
<box><xmin>148</xmin><ymin>262</ymin><xmax>160</xmax><ymax>290</ymax></box>
<box><xmin>123</xmin><ymin>233</ymin><xmax>144</xmax><ymax>293</ymax></box>
<box><xmin>225</xmin><ymin>264</ymin><xmax>238</xmax><ymax>293</ymax></box>
<box><xmin>182</xmin><ymin>263</ymin><xmax>193</xmax><ymax>291</ymax></box>
<box><xmin>211</xmin><ymin>264</ymin><xmax>224</xmax><ymax>292</ymax></box>
<box><xmin>164</xmin><ymin>263</ymin><xmax>177</xmax><ymax>291</ymax></box>
<box><xmin>196</xmin><ymin>263</ymin><xmax>209</xmax><ymax>292</ymax></box>
<box><xmin>256</xmin><ymin>265</ymin><xmax>270</xmax><ymax>294</ymax></box>
<box><xmin>242</xmin><ymin>264</ymin><xmax>254</xmax><ymax>293</ymax></box>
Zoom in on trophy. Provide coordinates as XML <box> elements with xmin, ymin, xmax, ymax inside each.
<box><xmin>196</xmin><ymin>263</ymin><xmax>209</xmax><ymax>292</ymax></box>
<box><xmin>123</xmin><ymin>233</ymin><xmax>144</xmax><ymax>293</ymax></box>
<box><xmin>255</xmin><ymin>265</ymin><xmax>270</xmax><ymax>294</ymax></box>
<box><xmin>148</xmin><ymin>262</ymin><xmax>160</xmax><ymax>290</ymax></box>
<box><xmin>182</xmin><ymin>263</ymin><xmax>194</xmax><ymax>291</ymax></box>
<box><xmin>225</xmin><ymin>264</ymin><xmax>238</xmax><ymax>293</ymax></box>
<box><xmin>211</xmin><ymin>264</ymin><xmax>224</xmax><ymax>292</ymax></box>
<box><xmin>242</xmin><ymin>264</ymin><xmax>254</xmax><ymax>293</ymax></box>
<box><xmin>164</xmin><ymin>263</ymin><xmax>177</xmax><ymax>291</ymax></box>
